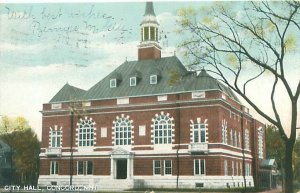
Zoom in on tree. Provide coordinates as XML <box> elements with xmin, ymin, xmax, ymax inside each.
<box><xmin>177</xmin><ymin>2</ymin><xmax>300</xmax><ymax>192</ymax></box>
<box><xmin>265</xmin><ymin>125</ymin><xmax>284</xmax><ymax>168</ymax></box>
<box><xmin>0</xmin><ymin>116</ymin><xmax>40</xmax><ymax>185</ymax></box>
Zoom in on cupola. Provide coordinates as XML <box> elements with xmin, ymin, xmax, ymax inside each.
<box><xmin>138</xmin><ymin>2</ymin><xmax>161</xmax><ymax>61</ymax></box>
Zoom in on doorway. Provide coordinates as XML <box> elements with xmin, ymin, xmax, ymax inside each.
<box><xmin>116</xmin><ymin>159</ymin><xmax>127</xmax><ymax>179</ymax></box>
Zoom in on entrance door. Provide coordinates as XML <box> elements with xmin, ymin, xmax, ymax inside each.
<box><xmin>116</xmin><ymin>159</ymin><xmax>127</xmax><ymax>179</ymax></box>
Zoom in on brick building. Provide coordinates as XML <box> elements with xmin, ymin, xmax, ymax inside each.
<box><xmin>38</xmin><ymin>2</ymin><xmax>266</xmax><ymax>190</ymax></box>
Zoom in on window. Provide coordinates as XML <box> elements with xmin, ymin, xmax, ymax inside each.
<box><xmin>245</xmin><ymin>129</ymin><xmax>250</xmax><ymax>150</ymax></box>
<box><xmin>110</xmin><ymin>79</ymin><xmax>117</xmax><ymax>88</ymax></box>
<box><xmin>77</xmin><ymin>117</ymin><xmax>95</xmax><ymax>147</ymax></box>
<box><xmin>224</xmin><ymin>160</ymin><xmax>228</xmax><ymax>176</ymax></box>
<box><xmin>192</xmin><ymin>122</ymin><xmax>207</xmax><ymax>143</ymax></box>
<box><xmin>164</xmin><ymin>160</ymin><xmax>172</xmax><ymax>175</ymax></box>
<box><xmin>236</xmin><ymin>162</ymin><xmax>239</xmax><ymax>176</ymax></box>
<box><xmin>194</xmin><ymin>159</ymin><xmax>205</xmax><ymax>175</ymax></box>
<box><xmin>50</xmin><ymin>161</ymin><xmax>59</xmax><ymax>175</ymax></box>
<box><xmin>153</xmin><ymin>160</ymin><xmax>161</xmax><ymax>175</ymax></box>
<box><xmin>86</xmin><ymin>161</ymin><xmax>93</xmax><ymax>175</ymax></box>
<box><xmin>152</xmin><ymin>113</ymin><xmax>173</xmax><ymax>144</ymax></box>
<box><xmin>144</xmin><ymin>26</ymin><xmax>149</xmax><ymax>41</ymax></box>
<box><xmin>77</xmin><ymin>161</ymin><xmax>93</xmax><ymax>175</ymax></box>
<box><xmin>234</xmin><ymin>130</ymin><xmax>237</xmax><ymax>147</ymax></box>
<box><xmin>258</xmin><ymin>127</ymin><xmax>264</xmax><ymax>159</ymax></box>
<box><xmin>245</xmin><ymin>163</ymin><xmax>251</xmax><ymax>176</ymax></box>
<box><xmin>50</xmin><ymin>127</ymin><xmax>62</xmax><ymax>148</ymax></box>
<box><xmin>150</xmin><ymin>75</ymin><xmax>157</xmax><ymax>85</ymax></box>
<box><xmin>240</xmin><ymin>162</ymin><xmax>243</xmax><ymax>176</ymax></box>
<box><xmin>77</xmin><ymin>161</ymin><xmax>84</xmax><ymax>175</ymax></box>
<box><xmin>114</xmin><ymin>115</ymin><xmax>132</xmax><ymax>145</ymax></box>
<box><xmin>238</xmin><ymin>132</ymin><xmax>241</xmax><ymax>148</ymax></box>
<box><xmin>130</xmin><ymin>77</ymin><xmax>137</xmax><ymax>87</ymax></box>
<box><xmin>150</xmin><ymin>26</ymin><xmax>155</xmax><ymax>41</ymax></box>
<box><xmin>222</xmin><ymin>119</ymin><xmax>227</xmax><ymax>144</ymax></box>
<box><xmin>232</xmin><ymin>161</ymin><xmax>234</xmax><ymax>176</ymax></box>
<box><xmin>230</xmin><ymin>129</ymin><xmax>233</xmax><ymax>146</ymax></box>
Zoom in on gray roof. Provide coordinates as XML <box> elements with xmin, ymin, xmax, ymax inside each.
<box><xmin>260</xmin><ymin>159</ymin><xmax>277</xmax><ymax>169</ymax></box>
<box><xmin>49</xmin><ymin>56</ymin><xmax>239</xmax><ymax>103</ymax></box>
<box><xmin>144</xmin><ymin>2</ymin><xmax>156</xmax><ymax>16</ymax></box>
<box><xmin>49</xmin><ymin>83</ymin><xmax>86</xmax><ymax>103</ymax></box>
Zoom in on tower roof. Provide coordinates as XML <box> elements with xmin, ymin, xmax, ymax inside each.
<box><xmin>141</xmin><ymin>2</ymin><xmax>159</xmax><ymax>25</ymax></box>
<box><xmin>144</xmin><ymin>2</ymin><xmax>156</xmax><ymax>16</ymax></box>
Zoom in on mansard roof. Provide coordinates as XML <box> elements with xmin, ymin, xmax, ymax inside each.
<box><xmin>49</xmin><ymin>83</ymin><xmax>86</xmax><ymax>103</ymax></box>
<box><xmin>49</xmin><ymin>56</ymin><xmax>239</xmax><ymax>103</ymax></box>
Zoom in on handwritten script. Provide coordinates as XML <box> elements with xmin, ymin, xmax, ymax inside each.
<box><xmin>3</xmin><ymin>4</ymin><xmax>133</xmax><ymax>65</ymax></box>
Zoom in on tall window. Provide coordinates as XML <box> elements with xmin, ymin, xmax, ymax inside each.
<box><xmin>238</xmin><ymin>132</ymin><xmax>241</xmax><ymax>148</ymax></box>
<box><xmin>222</xmin><ymin>119</ymin><xmax>227</xmax><ymax>144</ymax></box>
<box><xmin>77</xmin><ymin>161</ymin><xmax>93</xmax><ymax>175</ymax></box>
<box><xmin>78</xmin><ymin>117</ymin><xmax>95</xmax><ymax>147</ymax></box>
<box><xmin>192</xmin><ymin>122</ymin><xmax>207</xmax><ymax>143</ymax></box>
<box><xmin>50</xmin><ymin>161</ymin><xmax>59</xmax><ymax>175</ymax></box>
<box><xmin>152</xmin><ymin>113</ymin><xmax>173</xmax><ymax>144</ymax></box>
<box><xmin>245</xmin><ymin>129</ymin><xmax>250</xmax><ymax>150</ymax></box>
<box><xmin>164</xmin><ymin>160</ymin><xmax>172</xmax><ymax>175</ymax></box>
<box><xmin>224</xmin><ymin>160</ymin><xmax>228</xmax><ymax>176</ymax></box>
<box><xmin>194</xmin><ymin>159</ymin><xmax>205</xmax><ymax>175</ymax></box>
<box><xmin>245</xmin><ymin>163</ymin><xmax>251</xmax><ymax>176</ymax></box>
<box><xmin>232</xmin><ymin>161</ymin><xmax>235</xmax><ymax>176</ymax></box>
<box><xmin>230</xmin><ymin>129</ymin><xmax>233</xmax><ymax>146</ymax></box>
<box><xmin>114</xmin><ymin>115</ymin><xmax>132</xmax><ymax>145</ymax></box>
<box><xmin>258</xmin><ymin>127</ymin><xmax>264</xmax><ymax>159</ymax></box>
<box><xmin>153</xmin><ymin>160</ymin><xmax>161</xmax><ymax>175</ymax></box>
<box><xmin>234</xmin><ymin>130</ymin><xmax>237</xmax><ymax>147</ymax></box>
<box><xmin>50</xmin><ymin>127</ymin><xmax>62</xmax><ymax>148</ymax></box>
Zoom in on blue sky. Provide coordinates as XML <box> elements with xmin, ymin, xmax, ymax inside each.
<box><xmin>0</xmin><ymin>1</ymin><xmax>299</xmax><ymax>139</ymax></box>
<box><xmin>0</xmin><ymin>1</ymin><xmax>203</xmax><ymax>138</ymax></box>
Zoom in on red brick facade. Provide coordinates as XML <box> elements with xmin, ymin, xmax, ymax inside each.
<box><xmin>38</xmin><ymin>2</ymin><xmax>266</xmax><ymax>190</ymax></box>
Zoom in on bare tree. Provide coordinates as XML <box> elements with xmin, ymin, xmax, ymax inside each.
<box><xmin>177</xmin><ymin>1</ymin><xmax>300</xmax><ymax>192</ymax></box>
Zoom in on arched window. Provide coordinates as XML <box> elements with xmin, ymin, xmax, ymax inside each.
<box><xmin>152</xmin><ymin>112</ymin><xmax>173</xmax><ymax>144</ymax></box>
<box><xmin>114</xmin><ymin>115</ymin><xmax>133</xmax><ymax>145</ymax></box>
<box><xmin>77</xmin><ymin>117</ymin><xmax>95</xmax><ymax>147</ymax></box>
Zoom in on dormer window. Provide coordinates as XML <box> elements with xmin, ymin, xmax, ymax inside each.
<box><xmin>150</xmin><ymin>75</ymin><xmax>157</xmax><ymax>85</ymax></box>
<box><xmin>130</xmin><ymin>77</ymin><xmax>137</xmax><ymax>87</ymax></box>
<box><xmin>110</xmin><ymin>79</ymin><xmax>117</xmax><ymax>88</ymax></box>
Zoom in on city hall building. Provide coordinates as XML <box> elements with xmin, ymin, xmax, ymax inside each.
<box><xmin>38</xmin><ymin>2</ymin><xmax>266</xmax><ymax>190</ymax></box>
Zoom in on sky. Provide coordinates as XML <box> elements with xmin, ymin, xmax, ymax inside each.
<box><xmin>0</xmin><ymin>1</ymin><xmax>299</xmax><ymax>139</ymax></box>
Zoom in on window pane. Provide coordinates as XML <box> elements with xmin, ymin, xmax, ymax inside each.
<box><xmin>154</xmin><ymin>160</ymin><xmax>161</xmax><ymax>175</ymax></box>
<box><xmin>87</xmin><ymin>161</ymin><xmax>93</xmax><ymax>175</ymax></box>
<box><xmin>194</xmin><ymin>160</ymin><xmax>199</xmax><ymax>175</ymax></box>
<box><xmin>200</xmin><ymin>160</ymin><xmax>205</xmax><ymax>175</ymax></box>
<box><xmin>200</xmin><ymin>130</ymin><xmax>206</xmax><ymax>142</ymax></box>
<box><xmin>78</xmin><ymin>161</ymin><xmax>84</xmax><ymax>175</ymax></box>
